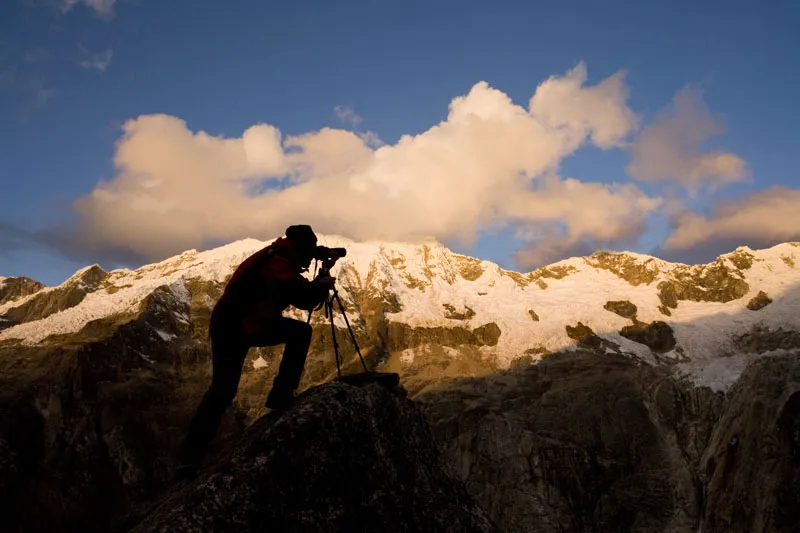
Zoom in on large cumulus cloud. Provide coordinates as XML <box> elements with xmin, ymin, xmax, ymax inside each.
<box><xmin>70</xmin><ymin>62</ymin><xmax>661</xmax><ymax>267</ymax></box>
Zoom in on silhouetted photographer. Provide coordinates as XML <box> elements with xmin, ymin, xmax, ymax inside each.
<box><xmin>177</xmin><ymin>224</ymin><xmax>342</xmax><ymax>479</ymax></box>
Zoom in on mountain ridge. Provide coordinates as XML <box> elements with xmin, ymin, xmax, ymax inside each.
<box><xmin>2</xmin><ymin>237</ymin><xmax>799</xmax><ymax>392</ymax></box>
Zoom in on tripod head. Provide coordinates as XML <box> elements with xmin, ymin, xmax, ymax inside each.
<box><xmin>313</xmin><ymin>245</ymin><xmax>347</xmax><ymax>278</ymax></box>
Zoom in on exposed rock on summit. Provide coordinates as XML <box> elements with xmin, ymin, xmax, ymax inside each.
<box><xmin>746</xmin><ymin>290</ymin><xmax>773</xmax><ymax>311</ymax></box>
<box><xmin>0</xmin><ymin>276</ymin><xmax>45</xmax><ymax>306</ymax></box>
<box><xmin>586</xmin><ymin>251</ymin><xmax>660</xmax><ymax>286</ymax></box>
<box><xmin>604</xmin><ymin>300</ymin><xmax>638</xmax><ymax>320</ymax></box>
<box><xmin>129</xmin><ymin>373</ymin><xmax>495</xmax><ymax>533</ymax></box>
<box><xmin>657</xmin><ymin>260</ymin><xmax>750</xmax><ymax>309</ymax></box>
<box><xmin>1</xmin><ymin>265</ymin><xmax>108</xmax><ymax>328</ymax></box>
<box><xmin>443</xmin><ymin>302</ymin><xmax>477</xmax><ymax>320</ymax></box>
<box><xmin>386</xmin><ymin>322</ymin><xmax>502</xmax><ymax>351</ymax></box>
<box><xmin>620</xmin><ymin>320</ymin><xmax>677</xmax><ymax>353</ymax></box>
<box><xmin>566</xmin><ymin>322</ymin><xmax>620</xmax><ymax>352</ymax></box>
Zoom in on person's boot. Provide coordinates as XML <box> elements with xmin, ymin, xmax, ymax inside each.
<box><xmin>265</xmin><ymin>386</ymin><xmax>295</xmax><ymax>411</ymax></box>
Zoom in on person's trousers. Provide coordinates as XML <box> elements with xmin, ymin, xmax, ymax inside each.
<box><xmin>180</xmin><ymin>317</ymin><xmax>313</xmax><ymax>466</ymax></box>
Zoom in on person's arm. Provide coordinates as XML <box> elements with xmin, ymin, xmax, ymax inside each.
<box><xmin>266</xmin><ymin>255</ymin><xmax>333</xmax><ymax>311</ymax></box>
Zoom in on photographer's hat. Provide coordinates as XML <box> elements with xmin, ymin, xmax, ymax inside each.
<box><xmin>285</xmin><ymin>224</ymin><xmax>318</xmax><ymax>252</ymax></box>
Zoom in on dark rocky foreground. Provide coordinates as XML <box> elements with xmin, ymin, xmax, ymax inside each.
<box><xmin>2</xmin><ymin>331</ymin><xmax>799</xmax><ymax>532</ymax></box>
<box><xmin>125</xmin><ymin>372</ymin><xmax>495</xmax><ymax>533</ymax></box>
<box><xmin>415</xmin><ymin>351</ymin><xmax>800</xmax><ymax>533</ymax></box>
<box><xmin>1</xmin><ymin>267</ymin><xmax>799</xmax><ymax>532</ymax></box>
<box><xmin>3</xmin><ymin>331</ymin><xmax>800</xmax><ymax>533</ymax></box>
<box><xmin>700</xmin><ymin>355</ymin><xmax>800</xmax><ymax>532</ymax></box>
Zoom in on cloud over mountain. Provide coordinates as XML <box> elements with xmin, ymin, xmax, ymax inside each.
<box><xmin>626</xmin><ymin>87</ymin><xmax>749</xmax><ymax>190</ymax></box>
<box><xmin>664</xmin><ymin>187</ymin><xmax>800</xmax><ymax>252</ymax></box>
<box><xmin>69</xmin><ymin>63</ymin><xmax>660</xmax><ymax>266</ymax></box>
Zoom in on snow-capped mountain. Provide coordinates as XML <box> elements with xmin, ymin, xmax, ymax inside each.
<box><xmin>0</xmin><ymin>274</ymin><xmax>44</xmax><ymax>306</ymax></box>
<box><xmin>1</xmin><ymin>236</ymin><xmax>799</xmax><ymax>391</ymax></box>
<box><xmin>3</xmin><ymin>237</ymin><xmax>800</xmax><ymax>533</ymax></box>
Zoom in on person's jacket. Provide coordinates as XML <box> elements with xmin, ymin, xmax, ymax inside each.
<box><xmin>209</xmin><ymin>237</ymin><xmax>329</xmax><ymax>336</ymax></box>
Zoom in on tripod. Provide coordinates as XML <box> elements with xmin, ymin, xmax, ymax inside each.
<box><xmin>307</xmin><ymin>265</ymin><xmax>369</xmax><ymax>379</ymax></box>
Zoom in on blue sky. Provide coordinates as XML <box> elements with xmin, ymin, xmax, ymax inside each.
<box><xmin>1</xmin><ymin>0</ymin><xmax>798</xmax><ymax>285</ymax></box>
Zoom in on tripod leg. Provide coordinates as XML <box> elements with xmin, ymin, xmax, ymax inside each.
<box><xmin>327</xmin><ymin>297</ymin><xmax>342</xmax><ymax>379</ymax></box>
<box><xmin>333</xmin><ymin>291</ymin><xmax>369</xmax><ymax>373</ymax></box>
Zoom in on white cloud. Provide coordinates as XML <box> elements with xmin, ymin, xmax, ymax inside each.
<box><xmin>626</xmin><ymin>87</ymin><xmax>748</xmax><ymax>189</ymax></box>
<box><xmin>529</xmin><ymin>62</ymin><xmax>639</xmax><ymax>149</ymax></box>
<box><xmin>63</xmin><ymin>0</ymin><xmax>117</xmax><ymax>16</ymax></box>
<box><xmin>78</xmin><ymin>46</ymin><xmax>113</xmax><ymax>71</ymax></box>
<box><xmin>70</xmin><ymin>63</ymin><xmax>660</xmax><ymax>264</ymax></box>
<box><xmin>333</xmin><ymin>105</ymin><xmax>363</xmax><ymax>128</ymax></box>
<box><xmin>663</xmin><ymin>187</ymin><xmax>800</xmax><ymax>251</ymax></box>
<box><xmin>511</xmin><ymin>177</ymin><xmax>658</xmax><ymax>268</ymax></box>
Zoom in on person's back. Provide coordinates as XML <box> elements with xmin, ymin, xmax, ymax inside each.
<box><xmin>211</xmin><ymin>235</ymin><xmax>326</xmax><ymax>337</ymax></box>
<box><xmin>210</xmin><ymin>243</ymin><xmax>278</xmax><ymax>336</ymax></box>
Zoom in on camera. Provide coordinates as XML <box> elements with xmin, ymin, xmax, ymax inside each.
<box><xmin>314</xmin><ymin>246</ymin><xmax>347</xmax><ymax>261</ymax></box>
<box><xmin>313</xmin><ymin>245</ymin><xmax>347</xmax><ymax>273</ymax></box>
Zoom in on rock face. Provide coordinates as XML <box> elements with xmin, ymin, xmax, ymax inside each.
<box><xmin>620</xmin><ymin>320</ymin><xmax>677</xmax><ymax>353</ymax></box>
<box><xmin>732</xmin><ymin>326</ymin><xmax>800</xmax><ymax>353</ymax></box>
<box><xmin>0</xmin><ymin>276</ymin><xmax>47</xmax><ymax>331</ymax></box>
<box><xmin>604</xmin><ymin>300</ymin><xmax>638</xmax><ymax>319</ymax></box>
<box><xmin>565</xmin><ymin>322</ymin><xmax>620</xmax><ymax>352</ymax></box>
<box><xmin>417</xmin><ymin>352</ymin><xmax>724</xmax><ymax>533</ymax></box>
<box><xmin>656</xmin><ymin>259</ymin><xmax>750</xmax><ymax>310</ymax></box>
<box><xmin>417</xmin><ymin>351</ymin><xmax>800</xmax><ymax>533</ymax></box>
<box><xmin>700</xmin><ymin>354</ymin><xmax>800</xmax><ymax>533</ymax></box>
<box><xmin>128</xmin><ymin>374</ymin><xmax>495</xmax><ymax>533</ymax></box>
<box><xmin>0</xmin><ymin>276</ymin><xmax>45</xmax><ymax>306</ymax></box>
<box><xmin>746</xmin><ymin>290</ymin><xmax>773</xmax><ymax>311</ymax></box>
<box><xmin>0</xmin><ymin>284</ymin><xmax>215</xmax><ymax>533</ymax></box>
<box><xmin>0</xmin><ymin>266</ymin><xmax>108</xmax><ymax>330</ymax></box>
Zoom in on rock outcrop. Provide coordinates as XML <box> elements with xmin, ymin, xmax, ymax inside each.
<box><xmin>566</xmin><ymin>322</ymin><xmax>621</xmax><ymax>352</ymax></box>
<box><xmin>416</xmin><ymin>351</ymin><xmax>800</xmax><ymax>533</ymax></box>
<box><xmin>746</xmin><ymin>290</ymin><xmax>773</xmax><ymax>311</ymax></box>
<box><xmin>1</xmin><ymin>266</ymin><xmax>108</xmax><ymax>328</ymax></box>
<box><xmin>0</xmin><ymin>276</ymin><xmax>44</xmax><ymax>306</ymax></box>
<box><xmin>417</xmin><ymin>352</ymin><xmax>722</xmax><ymax>533</ymax></box>
<box><xmin>700</xmin><ymin>354</ymin><xmax>800</xmax><ymax>533</ymax></box>
<box><xmin>604</xmin><ymin>300</ymin><xmax>638</xmax><ymax>320</ymax></box>
<box><xmin>620</xmin><ymin>320</ymin><xmax>677</xmax><ymax>353</ymax></box>
<box><xmin>127</xmin><ymin>373</ymin><xmax>495</xmax><ymax>533</ymax></box>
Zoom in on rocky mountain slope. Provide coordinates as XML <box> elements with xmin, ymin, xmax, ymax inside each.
<box><xmin>1</xmin><ymin>237</ymin><xmax>799</xmax><ymax>532</ymax></box>
<box><xmin>3</xmin><ymin>238</ymin><xmax>799</xmax><ymax>379</ymax></box>
<box><xmin>127</xmin><ymin>373</ymin><xmax>495</xmax><ymax>533</ymax></box>
<box><xmin>416</xmin><ymin>350</ymin><xmax>800</xmax><ymax>533</ymax></box>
